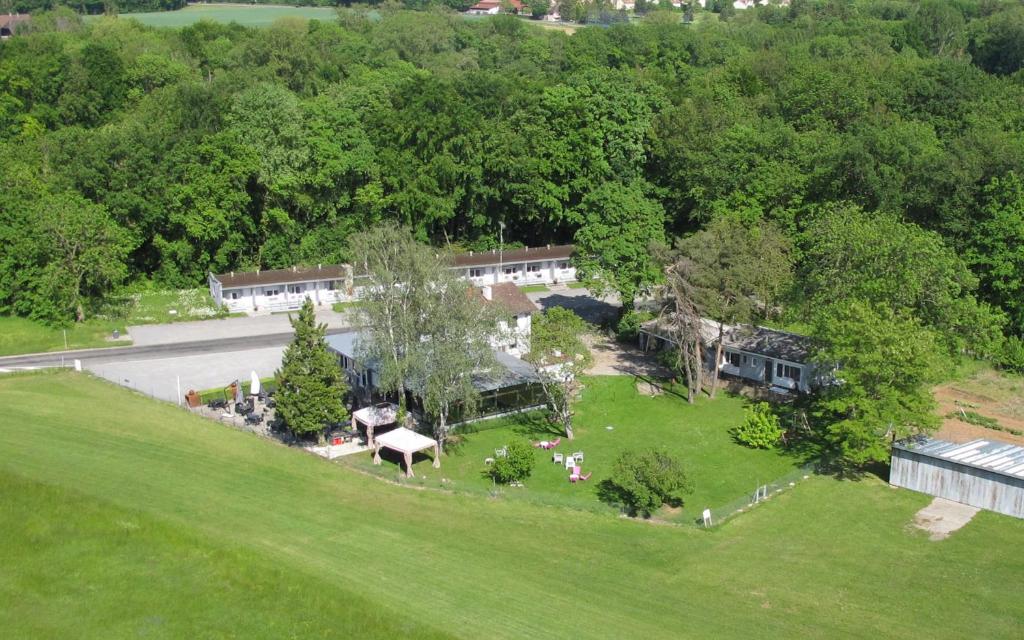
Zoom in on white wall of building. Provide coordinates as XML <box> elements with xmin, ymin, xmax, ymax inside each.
<box><xmin>462</xmin><ymin>258</ymin><xmax>575</xmax><ymax>287</ymax></box>
<box><xmin>219</xmin><ymin>279</ymin><xmax>355</xmax><ymax>314</ymax></box>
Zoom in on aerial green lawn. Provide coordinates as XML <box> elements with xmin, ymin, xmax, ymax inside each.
<box><xmin>566</xmin><ymin>281</ymin><xmax>589</xmax><ymax>289</ymax></box>
<box><xmin>348</xmin><ymin>376</ymin><xmax>806</xmax><ymax>523</ymax></box>
<box><xmin>518</xmin><ymin>284</ymin><xmax>550</xmax><ymax>293</ymax></box>
<box><xmin>93</xmin><ymin>5</ymin><xmax>341</xmax><ymax>28</ymax></box>
<box><xmin>0</xmin><ymin>288</ymin><xmax>230</xmax><ymax>356</ymax></box>
<box><xmin>2</xmin><ymin>371</ymin><xmax>1022</xmax><ymax>638</ymax></box>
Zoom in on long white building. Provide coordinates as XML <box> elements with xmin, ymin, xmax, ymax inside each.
<box><xmin>208</xmin><ymin>245</ymin><xmax>577</xmax><ymax>315</ymax></box>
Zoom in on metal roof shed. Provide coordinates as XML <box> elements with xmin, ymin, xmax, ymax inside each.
<box><xmin>890</xmin><ymin>437</ymin><xmax>1024</xmax><ymax>519</ymax></box>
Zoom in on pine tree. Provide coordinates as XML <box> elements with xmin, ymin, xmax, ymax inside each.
<box><xmin>275</xmin><ymin>299</ymin><xmax>349</xmax><ymax>441</ymax></box>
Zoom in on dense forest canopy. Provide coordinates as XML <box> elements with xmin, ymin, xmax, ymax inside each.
<box><xmin>1</xmin><ymin>0</ymin><xmax>1024</xmax><ymax>344</ymax></box>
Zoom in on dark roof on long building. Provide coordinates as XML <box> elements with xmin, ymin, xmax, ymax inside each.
<box><xmin>450</xmin><ymin>245</ymin><xmax>575</xmax><ymax>268</ymax></box>
<box><xmin>213</xmin><ymin>265</ymin><xmax>349</xmax><ymax>289</ymax></box>
<box><xmin>641</xmin><ymin>318</ymin><xmax>814</xmax><ymax>364</ymax></box>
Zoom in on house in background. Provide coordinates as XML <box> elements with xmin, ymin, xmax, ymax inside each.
<box><xmin>326</xmin><ymin>330</ymin><xmax>545</xmax><ymax>425</ymax></box>
<box><xmin>454</xmin><ymin>244</ymin><xmax>577</xmax><ymax>287</ymax></box>
<box><xmin>208</xmin><ymin>265</ymin><xmax>358</xmax><ymax>314</ymax></box>
<box><xmin>0</xmin><ymin>14</ymin><xmax>30</xmax><ymax>39</ymax></box>
<box><xmin>477</xmin><ymin>282</ymin><xmax>538</xmax><ymax>359</ymax></box>
<box><xmin>465</xmin><ymin>0</ymin><xmax>525</xmax><ymax>15</ymax></box>
<box><xmin>208</xmin><ymin>244</ymin><xmax>576</xmax><ymax>315</ymax></box>
<box><xmin>639</xmin><ymin>318</ymin><xmax>817</xmax><ymax>394</ymax></box>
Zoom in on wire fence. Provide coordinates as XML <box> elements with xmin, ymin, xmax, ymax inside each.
<box><xmin>688</xmin><ymin>464</ymin><xmax>817</xmax><ymax>529</ymax></box>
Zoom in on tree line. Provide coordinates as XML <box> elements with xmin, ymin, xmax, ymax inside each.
<box><xmin>0</xmin><ymin>0</ymin><xmax>1023</xmax><ymax>350</ymax></box>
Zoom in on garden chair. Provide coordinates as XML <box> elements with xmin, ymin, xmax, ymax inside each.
<box><xmin>572</xmin><ymin>451</ymin><xmax>584</xmax><ymax>462</ymax></box>
<box><xmin>564</xmin><ymin>456</ymin><xmax>576</xmax><ymax>469</ymax></box>
<box><xmin>495</xmin><ymin>447</ymin><xmax>508</xmax><ymax>458</ymax></box>
<box><xmin>553</xmin><ymin>452</ymin><xmax>564</xmax><ymax>464</ymax></box>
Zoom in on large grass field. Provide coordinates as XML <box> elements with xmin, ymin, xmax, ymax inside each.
<box><xmin>0</xmin><ymin>288</ymin><xmax>230</xmax><ymax>356</ymax></box>
<box><xmin>2</xmin><ymin>371</ymin><xmax>1022</xmax><ymax>638</ymax></box>
<box><xmin>100</xmin><ymin>5</ymin><xmax>341</xmax><ymax>28</ymax></box>
<box><xmin>348</xmin><ymin>376</ymin><xmax>806</xmax><ymax>523</ymax></box>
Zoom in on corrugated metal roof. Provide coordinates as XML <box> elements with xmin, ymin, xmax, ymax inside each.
<box><xmin>894</xmin><ymin>437</ymin><xmax>1024</xmax><ymax>481</ymax></box>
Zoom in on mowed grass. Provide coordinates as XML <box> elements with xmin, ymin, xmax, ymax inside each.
<box><xmin>103</xmin><ymin>5</ymin><xmax>340</xmax><ymax>28</ymax></box>
<box><xmin>518</xmin><ymin>284</ymin><xmax>550</xmax><ymax>293</ymax></box>
<box><xmin>349</xmin><ymin>376</ymin><xmax>804</xmax><ymax>522</ymax></box>
<box><xmin>0</xmin><ymin>288</ymin><xmax>229</xmax><ymax>356</ymax></box>
<box><xmin>2</xmin><ymin>371</ymin><xmax>1023</xmax><ymax>638</ymax></box>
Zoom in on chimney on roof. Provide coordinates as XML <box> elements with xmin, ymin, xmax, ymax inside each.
<box><xmin>481</xmin><ymin>285</ymin><xmax>493</xmax><ymax>301</ymax></box>
<box><xmin>470</xmin><ymin>250</ymin><xmax>473</xmax><ymax>256</ymax></box>
<box><xmin>318</xmin><ymin>263</ymin><xmax>322</xmax><ymax>270</ymax></box>
<box><xmin>230</xmin><ymin>271</ymin><xmax>234</xmax><ymax>277</ymax></box>
<box><xmin>292</xmin><ymin>266</ymin><xmax>297</xmax><ymax>273</ymax></box>
<box><xmin>547</xmin><ymin>244</ymin><xmax>551</xmax><ymax>249</ymax></box>
<box><xmin>492</xmin><ymin>249</ymin><xmax>496</xmax><ymax>254</ymax></box>
<box><xmin>256</xmin><ymin>268</ymin><xmax>260</xmax><ymax>275</ymax></box>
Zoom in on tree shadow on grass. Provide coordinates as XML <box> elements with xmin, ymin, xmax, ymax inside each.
<box><xmin>506</xmin><ymin>411</ymin><xmax>563</xmax><ymax>439</ymax></box>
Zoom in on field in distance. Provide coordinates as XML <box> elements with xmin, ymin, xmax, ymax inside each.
<box><xmin>98</xmin><ymin>4</ymin><xmax>341</xmax><ymax>28</ymax></box>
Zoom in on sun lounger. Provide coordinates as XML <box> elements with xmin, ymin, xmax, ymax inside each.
<box><xmin>579</xmin><ymin>472</ymin><xmax>592</xmax><ymax>481</ymax></box>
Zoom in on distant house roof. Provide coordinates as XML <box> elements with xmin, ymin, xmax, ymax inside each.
<box><xmin>212</xmin><ymin>265</ymin><xmax>349</xmax><ymax>289</ymax></box>
<box><xmin>468</xmin><ymin>0</ymin><xmax>524</xmax><ymax>9</ymax></box>
<box><xmin>641</xmin><ymin>318</ymin><xmax>814</xmax><ymax>364</ymax></box>
<box><xmin>450</xmin><ymin>244</ymin><xmax>575</xmax><ymax>269</ymax></box>
<box><xmin>0</xmin><ymin>14</ymin><xmax>30</xmax><ymax>33</ymax></box>
<box><xmin>478</xmin><ymin>282</ymin><xmax>538</xmax><ymax>316</ymax></box>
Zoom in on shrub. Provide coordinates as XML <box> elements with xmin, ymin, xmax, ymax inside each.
<box><xmin>599</xmin><ymin>448</ymin><xmax>693</xmax><ymax>517</ymax></box>
<box><xmin>616</xmin><ymin>309</ymin><xmax>654</xmax><ymax>342</ymax></box>
<box><xmin>732</xmin><ymin>402</ymin><xmax>783</xmax><ymax>449</ymax></box>
<box><xmin>489</xmin><ymin>439</ymin><xmax>536</xmax><ymax>484</ymax></box>
<box><xmin>1000</xmin><ymin>336</ymin><xmax>1024</xmax><ymax>373</ymax></box>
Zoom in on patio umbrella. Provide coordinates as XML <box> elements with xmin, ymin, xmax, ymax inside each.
<box><xmin>250</xmin><ymin>370</ymin><xmax>261</xmax><ymax>396</ymax></box>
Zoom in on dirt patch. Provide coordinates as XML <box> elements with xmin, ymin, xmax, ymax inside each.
<box><xmin>911</xmin><ymin>497</ymin><xmax>979</xmax><ymax>541</ymax></box>
<box><xmin>933</xmin><ymin>382</ymin><xmax>1024</xmax><ymax>445</ymax></box>
<box><xmin>636</xmin><ymin>380</ymin><xmax>663</xmax><ymax>396</ymax></box>
<box><xmin>584</xmin><ymin>335</ymin><xmax>670</xmax><ymax>378</ymax></box>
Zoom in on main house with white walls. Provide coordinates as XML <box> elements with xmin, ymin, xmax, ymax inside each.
<box><xmin>209</xmin><ymin>245</ymin><xmax>576</xmax><ymax>315</ymax></box>
<box><xmin>476</xmin><ymin>282</ymin><xmax>539</xmax><ymax>359</ymax></box>
<box><xmin>453</xmin><ymin>245</ymin><xmax>577</xmax><ymax>288</ymax></box>
<box><xmin>207</xmin><ymin>264</ymin><xmax>358</xmax><ymax>314</ymax></box>
<box><xmin>638</xmin><ymin>318</ymin><xmax>818</xmax><ymax>394</ymax></box>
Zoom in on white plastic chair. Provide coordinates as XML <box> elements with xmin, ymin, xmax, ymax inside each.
<box><xmin>565</xmin><ymin>456</ymin><xmax>575</xmax><ymax>469</ymax></box>
<box><xmin>573</xmin><ymin>451</ymin><xmax>584</xmax><ymax>462</ymax></box>
<box><xmin>495</xmin><ymin>447</ymin><xmax>508</xmax><ymax>458</ymax></box>
<box><xmin>553</xmin><ymin>452</ymin><xmax>564</xmax><ymax>464</ymax></box>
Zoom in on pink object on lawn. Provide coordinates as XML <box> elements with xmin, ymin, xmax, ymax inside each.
<box><xmin>580</xmin><ymin>472</ymin><xmax>592</xmax><ymax>481</ymax></box>
<box><xmin>573</xmin><ymin>466</ymin><xmax>581</xmax><ymax>475</ymax></box>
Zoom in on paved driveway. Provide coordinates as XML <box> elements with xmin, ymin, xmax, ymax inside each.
<box><xmin>526</xmin><ymin>285</ymin><xmax>622</xmax><ymax>326</ymax></box>
<box><xmin>128</xmin><ymin>307</ymin><xmax>351</xmax><ymax>346</ymax></box>
<box><xmin>87</xmin><ymin>346</ymin><xmax>285</xmax><ymax>404</ymax></box>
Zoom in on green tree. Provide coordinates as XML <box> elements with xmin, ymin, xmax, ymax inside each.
<box><xmin>811</xmin><ymin>302</ymin><xmax>946</xmax><ymax>469</ymax></box>
<box><xmin>732</xmin><ymin>402</ymin><xmax>783</xmax><ymax>449</ymax></box>
<box><xmin>349</xmin><ymin>225</ymin><xmax>441</xmax><ymax>406</ymax></box>
<box><xmin>488</xmin><ymin>439</ymin><xmax>536</xmax><ymax>484</ymax></box>
<box><xmin>800</xmin><ymin>204</ymin><xmax>1004</xmax><ymax>356</ymax></box>
<box><xmin>275</xmin><ymin>299</ymin><xmax>349</xmax><ymax>440</ymax></box>
<box><xmin>573</xmin><ymin>181</ymin><xmax>665</xmax><ymax>314</ymax></box>
<box><xmin>530</xmin><ymin>0</ymin><xmax>551</xmax><ymax>18</ymax></box>
<box><xmin>965</xmin><ymin>173</ymin><xmax>1024</xmax><ymax>336</ymax></box>
<box><xmin>526</xmin><ymin>307</ymin><xmax>592</xmax><ymax>440</ymax></box>
<box><xmin>417</xmin><ymin>271</ymin><xmax>502</xmax><ymax>452</ymax></box>
<box><xmin>599</xmin><ymin>448</ymin><xmax>693</xmax><ymax>517</ymax></box>
<box><xmin>905</xmin><ymin>0</ymin><xmax>967</xmax><ymax>57</ymax></box>
<box><xmin>672</xmin><ymin>218</ymin><xmax>793</xmax><ymax>397</ymax></box>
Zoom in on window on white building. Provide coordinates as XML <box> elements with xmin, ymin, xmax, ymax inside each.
<box><xmin>266</xmin><ymin>288</ymin><xmax>280</xmax><ymax>297</ymax></box>
<box><xmin>558</xmin><ymin>261</ymin><xmax>570</xmax><ymax>269</ymax></box>
<box><xmin>526</xmin><ymin>263</ymin><xmax>541</xmax><ymax>273</ymax></box>
<box><xmin>503</xmin><ymin>266</ymin><xmax>518</xmax><ymax>275</ymax></box>
<box><xmin>469</xmin><ymin>268</ymin><xmax>483</xmax><ymax>278</ymax></box>
<box><xmin>230</xmin><ymin>291</ymin><xmax>240</xmax><ymax>300</ymax></box>
<box><xmin>727</xmin><ymin>352</ymin><xmax>742</xmax><ymax>367</ymax></box>
<box><xmin>288</xmin><ymin>285</ymin><xmax>304</xmax><ymax>294</ymax></box>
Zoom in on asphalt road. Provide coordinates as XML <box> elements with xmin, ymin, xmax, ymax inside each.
<box><xmin>0</xmin><ymin>328</ymin><xmax>353</xmax><ymax>370</ymax></box>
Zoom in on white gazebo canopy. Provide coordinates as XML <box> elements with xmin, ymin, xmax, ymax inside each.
<box><xmin>372</xmin><ymin>427</ymin><xmax>440</xmax><ymax>477</ymax></box>
<box><xmin>351</xmin><ymin>402</ymin><xmax>399</xmax><ymax>446</ymax></box>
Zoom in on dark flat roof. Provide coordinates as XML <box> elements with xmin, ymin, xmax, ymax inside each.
<box><xmin>450</xmin><ymin>245</ymin><xmax>575</xmax><ymax>269</ymax></box>
<box><xmin>726</xmin><ymin>326</ymin><xmax>813</xmax><ymax>364</ymax></box>
<box><xmin>212</xmin><ymin>265</ymin><xmax>348</xmax><ymax>289</ymax></box>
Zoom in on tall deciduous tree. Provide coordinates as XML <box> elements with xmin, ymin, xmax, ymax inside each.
<box><xmin>416</xmin><ymin>273</ymin><xmax>501</xmax><ymax>452</ymax></box>
<box><xmin>966</xmin><ymin>173</ymin><xmax>1024</xmax><ymax>336</ymax></box>
<box><xmin>34</xmin><ymin>192</ymin><xmax>130</xmax><ymax>323</ymax></box>
<box><xmin>672</xmin><ymin>218</ymin><xmax>793</xmax><ymax>398</ymax></box>
<box><xmin>275</xmin><ymin>298</ymin><xmax>349</xmax><ymax>441</ymax></box>
<box><xmin>573</xmin><ymin>181</ymin><xmax>666</xmax><ymax>314</ymax></box>
<box><xmin>811</xmin><ymin>301</ymin><xmax>945</xmax><ymax>468</ymax></box>
<box><xmin>526</xmin><ymin>307</ymin><xmax>592</xmax><ymax>440</ymax></box>
<box><xmin>349</xmin><ymin>225</ymin><xmax>440</xmax><ymax>406</ymax></box>
<box><xmin>800</xmin><ymin>203</ymin><xmax>1004</xmax><ymax>356</ymax></box>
